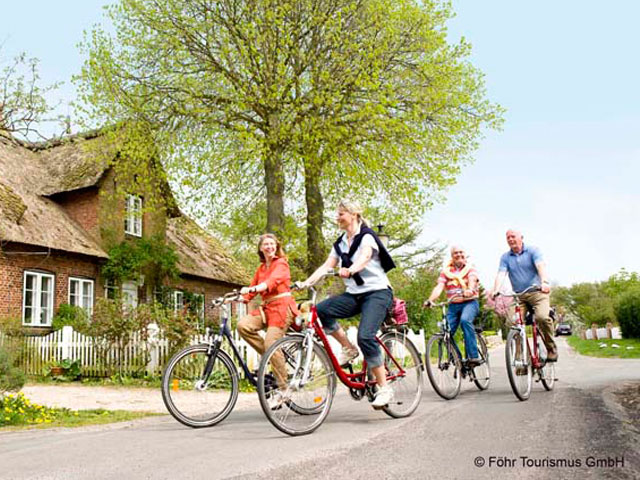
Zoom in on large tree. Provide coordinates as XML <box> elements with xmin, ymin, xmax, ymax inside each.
<box><xmin>77</xmin><ymin>0</ymin><xmax>501</xmax><ymax>270</ymax></box>
<box><xmin>0</xmin><ymin>49</ymin><xmax>60</xmax><ymax>140</ymax></box>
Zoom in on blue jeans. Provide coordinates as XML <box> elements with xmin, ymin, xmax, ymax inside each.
<box><xmin>316</xmin><ymin>288</ymin><xmax>393</xmax><ymax>368</ymax></box>
<box><xmin>447</xmin><ymin>300</ymin><xmax>480</xmax><ymax>360</ymax></box>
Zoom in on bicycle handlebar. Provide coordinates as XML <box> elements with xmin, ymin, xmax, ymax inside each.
<box><xmin>426</xmin><ymin>296</ymin><xmax>465</xmax><ymax>308</ymax></box>
<box><xmin>290</xmin><ymin>269</ymin><xmax>339</xmax><ymax>291</ymax></box>
<box><xmin>493</xmin><ymin>285</ymin><xmax>541</xmax><ymax>299</ymax></box>
<box><xmin>211</xmin><ymin>290</ymin><xmax>243</xmax><ymax>307</ymax></box>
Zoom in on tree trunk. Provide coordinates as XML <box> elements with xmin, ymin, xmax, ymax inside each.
<box><xmin>264</xmin><ymin>143</ymin><xmax>285</xmax><ymax>237</ymax></box>
<box><xmin>304</xmin><ymin>158</ymin><xmax>327</xmax><ymax>274</ymax></box>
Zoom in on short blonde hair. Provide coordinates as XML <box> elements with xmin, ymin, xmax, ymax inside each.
<box><xmin>337</xmin><ymin>199</ymin><xmax>368</xmax><ymax>225</ymax></box>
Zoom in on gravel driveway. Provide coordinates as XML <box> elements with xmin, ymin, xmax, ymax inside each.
<box><xmin>19</xmin><ymin>384</ymin><xmax>259</xmax><ymax>413</ymax></box>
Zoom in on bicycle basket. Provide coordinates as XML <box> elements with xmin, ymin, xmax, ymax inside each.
<box><xmin>386</xmin><ymin>298</ymin><xmax>408</xmax><ymax>326</ymax></box>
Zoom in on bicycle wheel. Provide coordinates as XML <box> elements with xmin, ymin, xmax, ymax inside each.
<box><xmin>280</xmin><ymin>337</ymin><xmax>336</xmax><ymax>416</ymax></box>
<box><xmin>425</xmin><ymin>334</ymin><xmax>462</xmax><ymax>400</ymax></box>
<box><xmin>380</xmin><ymin>332</ymin><xmax>423</xmax><ymax>418</ymax></box>
<box><xmin>472</xmin><ymin>333</ymin><xmax>491</xmax><ymax>391</ymax></box>
<box><xmin>162</xmin><ymin>344</ymin><xmax>239</xmax><ymax>428</ymax></box>
<box><xmin>257</xmin><ymin>336</ymin><xmax>335</xmax><ymax>436</ymax></box>
<box><xmin>505</xmin><ymin>329</ymin><xmax>532</xmax><ymax>401</ymax></box>
<box><xmin>537</xmin><ymin>335</ymin><xmax>556</xmax><ymax>391</ymax></box>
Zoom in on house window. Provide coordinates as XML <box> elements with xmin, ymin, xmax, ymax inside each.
<box><xmin>104</xmin><ymin>279</ymin><xmax>119</xmax><ymax>299</ymax></box>
<box><xmin>191</xmin><ymin>293</ymin><xmax>205</xmax><ymax>322</ymax></box>
<box><xmin>124</xmin><ymin>194</ymin><xmax>142</xmax><ymax>237</ymax></box>
<box><xmin>173</xmin><ymin>290</ymin><xmax>184</xmax><ymax>313</ymax></box>
<box><xmin>23</xmin><ymin>271</ymin><xmax>55</xmax><ymax>326</ymax></box>
<box><xmin>69</xmin><ymin>277</ymin><xmax>94</xmax><ymax>315</ymax></box>
<box><xmin>122</xmin><ymin>281</ymin><xmax>139</xmax><ymax>309</ymax></box>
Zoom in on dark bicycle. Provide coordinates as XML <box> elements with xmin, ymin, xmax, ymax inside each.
<box><xmin>424</xmin><ymin>297</ymin><xmax>490</xmax><ymax>400</ymax></box>
<box><xmin>161</xmin><ymin>291</ymin><xmax>277</xmax><ymax>427</ymax></box>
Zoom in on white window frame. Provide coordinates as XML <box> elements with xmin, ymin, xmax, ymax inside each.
<box><xmin>68</xmin><ymin>277</ymin><xmax>95</xmax><ymax>316</ymax></box>
<box><xmin>122</xmin><ymin>280</ymin><xmax>139</xmax><ymax>310</ymax></box>
<box><xmin>192</xmin><ymin>293</ymin><xmax>205</xmax><ymax>322</ymax></box>
<box><xmin>124</xmin><ymin>194</ymin><xmax>143</xmax><ymax>237</ymax></box>
<box><xmin>173</xmin><ymin>290</ymin><xmax>184</xmax><ymax>313</ymax></box>
<box><xmin>22</xmin><ymin>271</ymin><xmax>55</xmax><ymax>327</ymax></box>
<box><xmin>104</xmin><ymin>278</ymin><xmax>119</xmax><ymax>299</ymax></box>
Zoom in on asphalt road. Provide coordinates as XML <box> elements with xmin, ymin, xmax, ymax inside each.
<box><xmin>1</xmin><ymin>337</ymin><xmax>638</xmax><ymax>480</ymax></box>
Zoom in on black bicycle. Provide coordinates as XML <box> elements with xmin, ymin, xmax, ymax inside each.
<box><xmin>161</xmin><ymin>291</ymin><xmax>277</xmax><ymax>427</ymax></box>
<box><xmin>424</xmin><ymin>298</ymin><xmax>490</xmax><ymax>400</ymax></box>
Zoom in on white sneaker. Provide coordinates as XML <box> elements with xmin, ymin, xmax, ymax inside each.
<box><xmin>371</xmin><ymin>385</ymin><xmax>394</xmax><ymax>409</ymax></box>
<box><xmin>267</xmin><ymin>391</ymin><xmax>289</xmax><ymax>411</ymax></box>
<box><xmin>338</xmin><ymin>346</ymin><xmax>359</xmax><ymax>366</ymax></box>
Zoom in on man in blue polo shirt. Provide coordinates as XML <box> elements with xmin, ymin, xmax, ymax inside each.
<box><xmin>492</xmin><ymin>229</ymin><xmax>557</xmax><ymax>362</ymax></box>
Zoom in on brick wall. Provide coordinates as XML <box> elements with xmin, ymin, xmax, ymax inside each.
<box><xmin>0</xmin><ymin>243</ymin><xmax>240</xmax><ymax>329</ymax></box>
<box><xmin>168</xmin><ymin>276</ymin><xmax>240</xmax><ymax>319</ymax></box>
<box><xmin>0</xmin><ymin>243</ymin><xmax>102</xmax><ymax>325</ymax></box>
<box><xmin>50</xmin><ymin>188</ymin><xmax>100</xmax><ymax>241</ymax></box>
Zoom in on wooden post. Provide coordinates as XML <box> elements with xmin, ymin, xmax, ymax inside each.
<box><xmin>591</xmin><ymin>323</ymin><xmax>598</xmax><ymax>340</ymax></box>
<box><xmin>606</xmin><ymin>322</ymin><xmax>613</xmax><ymax>339</ymax></box>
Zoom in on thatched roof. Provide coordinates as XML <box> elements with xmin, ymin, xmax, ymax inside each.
<box><xmin>35</xmin><ymin>132</ymin><xmax>113</xmax><ymax>196</ymax></box>
<box><xmin>167</xmin><ymin>216</ymin><xmax>249</xmax><ymax>285</ymax></box>
<box><xmin>0</xmin><ymin>135</ymin><xmax>108</xmax><ymax>258</ymax></box>
<box><xmin>0</xmin><ymin>131</ymin><xmax>247</xmax><ymax>284</ymax></box>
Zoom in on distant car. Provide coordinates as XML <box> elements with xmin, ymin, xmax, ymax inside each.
<box><xmin>555</xmin><ymin>323</ymin><xmax>572</xmax><ymax>336</ymax></box>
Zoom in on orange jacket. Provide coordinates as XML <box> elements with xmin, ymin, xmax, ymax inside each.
<box><xmin>243</xmin><ymin>257</ymin><xmax>300</xmax><ymax>328</ymax></box>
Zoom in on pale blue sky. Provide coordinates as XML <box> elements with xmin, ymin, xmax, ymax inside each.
<box><xmin>2</xmin><ymin>1</ymin><xmax>638</xmax><ymax>287</ymax></box>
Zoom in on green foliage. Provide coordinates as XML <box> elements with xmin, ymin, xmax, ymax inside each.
<box><xmin>45</xmin><ymin>358</ymin><xmax>82</xmax><ymax>381</ymax></box>
<box><xmin>152</xmin><ymin>307</ymin><xmax>200</xmax><ymax>359</ymax></box>
<box><xmin>551</xmin><ymin>269</ymin><xmax>640</xmax><ymax>328</ymax></box>
<box><xmin>102</xmin><ymin>235</ymin><xmax>180</xmax><ymax>284</ymax></box>
<box><xmin>0</xmin><ymin>347</ymin><xmax>25</xmax><ymax>393</ymax></box>
<box><xmin>51</xmin><ymin>304</ymin><xmax>90</xmax><ymax>333</ymax></box>
<box><xmin>0</xmin><ymin>393</ymin><xmax>158</xmax><ymax>428</ymax></box>
<box><xmin>0</xmin><ymin>393</ymin><xmax>57</xmax><ymax>426</ymax></box>
<box><xmin>389</xmin><ymin>257</ymin><xmax>443</xmax><ymax>338</ymax></box>
<box><xmin>87</xmin><ymin>298</ymin><xmax>155</xmax><ymax>376</ymax></box>
<box><xmin>552</xmin><ymin>283</ymin><xmax>615</xmax><ymax>327</ymax></box>
<box><xmin>615</xmin><ymin>288</ymin><xmax>640</xmax><ymax>339</ymax></box>
<box><xmin>77</xmin><ymin>0</ymin><xmax>503</xmax><ymax>267</ymax></box>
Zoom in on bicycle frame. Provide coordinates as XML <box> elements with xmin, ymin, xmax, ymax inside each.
<box><xmin>295</xmin><ymin>302</ymin><xmax>407</xmax><ymax>390</ymax></box>
<box><xmin>201</xmin><ymin>295</ymin><xmax>257</xmax><ymax>386</ymax></box>
<box><xmin>511</xmin><ymin>302</ymin><xmax>544</xmax><ymax>370</ymax></box>
<box><xmin>431</xmin><ymin>299</ymin><xmax>478</xmax><ymax>375</ymax></box>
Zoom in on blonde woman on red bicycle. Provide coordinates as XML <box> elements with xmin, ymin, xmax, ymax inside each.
<box><xmin>299</xmin><ymin>199</ymin><xmax>396</xmax><ymax>409</ymax></box>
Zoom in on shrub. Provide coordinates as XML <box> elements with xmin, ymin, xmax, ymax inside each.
<box><xmin>615</xmin><ymin>288</ymin><xmax>640</xmax><ymax>339</ymax></box>
<box><xmin>51</xmin><ymin>304</ymin><xmax>90</xmax><ymax>333</ymax></box>
<box><xmin>0</xmin><ymin>346</ymin><xmax>25</xmax><ymax>393</ymax></box>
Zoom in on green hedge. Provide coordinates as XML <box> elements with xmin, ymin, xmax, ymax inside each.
<box><xmin>615</xmin><ymin>288</ymin><xmax>640</xmax><ymax>339</ymax></box>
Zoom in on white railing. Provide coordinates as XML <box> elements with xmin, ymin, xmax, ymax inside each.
<box><xmin>1</xmin><ymin>325</ymin><xmax>425</xmax><ymax>377</ymax></box>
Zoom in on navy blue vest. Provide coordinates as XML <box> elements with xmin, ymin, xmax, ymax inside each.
<box><xmin>333</xmin><ymin>225</ymin><xmax>396</xmax><ymax>286</ymax></box>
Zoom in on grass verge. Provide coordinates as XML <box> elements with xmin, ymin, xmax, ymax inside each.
<box><xmin>567</xmin><ymin>336</ymin><xmax>640</xmax><ymax>358</ymax></box>
<box><xmin>1</xmin><ymin>392</ymin><xmax>161</xmax><ymax>430</ymax></box>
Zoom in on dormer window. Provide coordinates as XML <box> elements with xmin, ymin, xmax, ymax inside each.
<box><xmin>125</xmin><ymin>194</ymin><xmax>142</xmax><ymax>237</ymax></box>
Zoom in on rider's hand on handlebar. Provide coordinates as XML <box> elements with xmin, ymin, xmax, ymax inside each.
<box><xmin>292</xmin><ymin>280</ymin><xmax>307</xmax><ymax>291</ymax></box>
<box><xmin>423</xmin><ymin>300</ymin><xmax>433</xmax><ymax>309</ymax></box>
<box><xmin>239</xmin><ymin>286</ymin><xmax>257</xmax><ymax>295</ymax></box>
<box><xmin>338</xmin><ymin>267</ymin><xmax>351</xmax><ymax>279</ymax></box>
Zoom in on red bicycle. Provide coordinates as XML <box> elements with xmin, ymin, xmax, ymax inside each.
<box><xmin>256</xmin><ymin>271</ymin><xmax>423</xmax><ymax>436</ymax></box>
<box><xmin>496</xmin><ymin>286</ymin><xmax>556</xmax><ymax>401</ymax></box>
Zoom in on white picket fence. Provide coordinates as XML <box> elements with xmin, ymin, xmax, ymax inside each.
<box><xmin>0</xmin><ymin>325</ymin><xmax>426</xmax><ymax>377</ymax></box>
<box><xmin>585</xmin><ymin>326</ymin><xmax>622</xmax><ymax>340</ymax></box>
